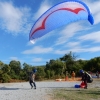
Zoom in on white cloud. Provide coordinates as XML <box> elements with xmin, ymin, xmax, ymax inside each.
<box><xmin>0</xmin><ymin>1</ymin><xmax>31</xmax><ymax>35</ymax></box>
<box><xmin>85</xmin><ymin>0</ymin><xmax>100</xmax><ymax>24</ymax></box>
<box><xmin>32</xmin><ymin>58</ymin><xmax>43</xmax><ymax>62</ymax></box>
<box><xmin>66</xmin><ymin>42</ymin><xmax>80</xmax><ymax>47</ymax></box>
<box><xmin>94</xmin><ymin>13</ymin><xmax>100</xmax><ymax>24</ymax></box>
<box><xmin>9</xmin><ymin>56</ymin><xmax>25</xmax><ymax>64</ymax></box>
<box><xmin>31</xmin><ymin>57</ymin><xmax>50</xmax><ymax>65</ymax></box>
<box><xmin>9</xmin><ymin>57</ymin><xmax>19</xmax><ymax>61</ymax></box>
<box><xmin>22</xmin><ymin>46</ymin><xmax>53</xmax><ymax>54</ymax></box>
<box><xmin>55</xmin><ymin>46</ymin><xmax>100</xmax><ymax>55</ymax></box>
<box><xmin>86</xmin><ymin>1</ymin><xmax>100</xmax><ymax>15</ymax></box>
<box><xmin>55</xmin><ymin>22</ymin><xmax>83</xmax><ymax>45</ymax></box>
<box><xmin>34</xmin><ymin>0</ymin><xmax>51</xmax><ymax>19</ymax></box>
<box><xmin>54</xmin><ymin>47</ymin><xmax>84</xmax><ymax>55</ymax></box>
<box><xmin>91</xmin><ymin>2</ymin><xmax>100</xmax><ymax>24</ymax></box>
<box><xmin>87</xmin><ymin>46</ymin><xmax>100</xmax><ymax>52</ymax></box>
<box><xmin>69</xmin><ymin>46</ymin><xmax>100</xmax><ymax>53</ymax></box>
<box><xmin>78</xmin><ymin>31</ymin><xmax>100</xmax><ymax>43</ymax></box>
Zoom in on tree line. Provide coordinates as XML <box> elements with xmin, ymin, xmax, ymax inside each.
<box><xmin>0</xmin><ymin>51</ymin><xmax>100</xmax><ymax>83</ymax></box>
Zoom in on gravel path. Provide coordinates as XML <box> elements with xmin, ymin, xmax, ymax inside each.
<box><xmin>0</xmin><ymin>79</ymin><xmax>100</xmax><ymax>100</ymax></box>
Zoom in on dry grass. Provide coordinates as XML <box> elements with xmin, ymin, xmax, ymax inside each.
<box><xmin>48</xmin><ymin>79</ymin><xmax>100</xmax><ymax>100</ymax></box>
<box><xmin>50</xmin><ymin>88</ymin><xmax>100</xmax><ymax>100</ymax></box>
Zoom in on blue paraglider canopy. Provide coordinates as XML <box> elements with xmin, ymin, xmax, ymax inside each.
<box><xmin>29</xmin><ymin>0</ymin><xmax>94</xmax><ymax>41</ymax></box>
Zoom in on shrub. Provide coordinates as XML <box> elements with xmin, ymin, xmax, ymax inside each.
<box><xmin>1</xmin><ymin>73</ymin><xmax>11</xmax><ymax>83</ymax></box>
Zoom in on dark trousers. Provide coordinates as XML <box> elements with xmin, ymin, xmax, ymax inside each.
<box><xmin>84</xmin><ymin>80</ymin><xmax>87</xmax><ymax>88</ymax></box>
<box><xmin>29</xmin><ymin>80</ymin><xmax>36</xmax><ymax>88</ymax></box>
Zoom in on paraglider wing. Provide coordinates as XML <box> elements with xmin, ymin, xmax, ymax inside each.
<box><xmin>29</xmin><ymin>0</ymin><xmax>94</xmax><ymax>41</ymax></box>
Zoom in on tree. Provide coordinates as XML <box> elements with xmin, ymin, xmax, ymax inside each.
<box><xmin>50</xmin><ymin>60</ymin><xmax>64</xmax><ymax>76</ymax></box>
<box><xmin>23</xmin><ymin>63</ymin><xmax>34</xmax><ymax>80</ymax></box>
<box><xmin>1</xmin><ymin>73</ymin><xmax>11</xmax><ymax>83</ymax></box>
<box><xmin>2</xmin><ymin>64</ymin><xmax>11</xmax><ymax>74</ymax></box>
<box><xmin>45</xmin><ymin>59</ymin><xmax>65</xmax><ymax>79</ymax></box>
<box><xmin>9</xmin><ymin>60</ymin><xmax>21</xmax><ymax>79</ymax></box>
<box><xmin>36</xmin><ymin>67</ymin><xmax>46</xmax><ymax>80</ymax></box>
<box><xmin>0</xmin><ymin>61</ymin><xmax>4</xmax><ymax>69</ymax></box>
<box><xmin>9</xmin><ymin>60</ymin><xmax>21</xmax><ymax>73</ymax></box>
<box><xmin>0</xmin><ymin>64</ymin><xmax>11</xmax><ymax>82</ymax></box>
<box><xmin>45</xmin><ymin>70</ymin><xmax>50</xmax><ymax>79</ymax></box>
<box><xmin>23</xmin><ymin>63</ymin><xmax>33</xmax><ymax>72</ymax></box>
<box><xmin>60</xmin><ymin>51</ymin><xmax>78</xmax><ymax>73</ymax></box>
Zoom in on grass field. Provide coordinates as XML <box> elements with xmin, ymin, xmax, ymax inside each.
<box><xmin>49</xmin><ymin>79</ymin><xmax>100</xmax><ymax>100</ymax></box>
<box><xmin>51</xmin><ymin>88</ymin><xmax>100</xmax><ymax>100</ymax></box>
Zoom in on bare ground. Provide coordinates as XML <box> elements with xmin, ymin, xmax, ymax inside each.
<box><xmin>0</xmin><ymin>78</ymin><xmax>100</xmax><ymax>100</ymax></box>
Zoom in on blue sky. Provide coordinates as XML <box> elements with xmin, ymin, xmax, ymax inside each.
<box><xmin>0</xmin><ymin>0</ymin><xmax>100</xmax><ymax>66</ymax></box>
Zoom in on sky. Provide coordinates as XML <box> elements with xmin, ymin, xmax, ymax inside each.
<box><xmin>0</xmin><ymin>0</ymin><xmax>100</xmax><ymax>66</ymax></box>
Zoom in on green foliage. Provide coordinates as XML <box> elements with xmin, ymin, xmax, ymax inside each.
<box><xmin>23</xmin><ymin>63</ymin><xmax>33</xmax><ymax>72</ymax></box>
<box><xmin>52</xmin><ymin>84</ymin><xmax>100</xmax><ymax>100</ymax></box>
<box><xmin>22</xmin><ymin>63</ymin><xmax>34</xmax><ymax>81</ymax></box>
<box><xmin>2</xmin><ymin>64</ymin><xmax>11</xmax><ymax>73</ymax></box>
<box><xmin>9</xmin><ymin>60</ymin><xmax>21</xmax><ymax>74</ymax></box>
<box><xmin>0</xmin><ymin>52</ymin><xmax>100</xmax><ymax>83</ymax></box>
<box><xmin>0</xmin><ymin>61</ymin><xmax>4</xmax><ymax>69</ymax></box>
<box><xmin>1</xmin><ymin>73</ymin><xmax>11</xmax><ymax>83</ymax></box>
<box><xmin>60</xmin><ymin>51</ymin><xmax>77</xmax><ymax>73</ymax></box>
<box><xmin>36</xmin><ymin>67</ymin><xmax>46</xmax><ymax>81</ymax></box>
<box><xmin>46</xmin><ymin>70</ymin><xmax>51</xmax><ymax>79</ymax></box>
<box><xmin>46</xmin><ymin>59</ymin><xmax>64</xmax><ymax>77</ymax></box>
